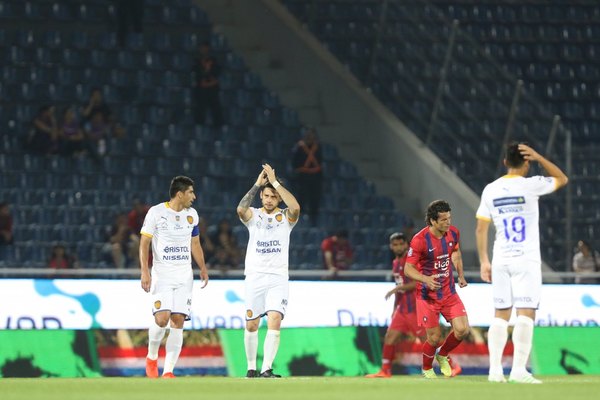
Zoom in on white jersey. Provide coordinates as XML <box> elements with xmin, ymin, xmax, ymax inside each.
<box><xmin>476</xmin><ymin>174</ymin><xmax>557</xmax><ymax>264</ymax></box>
<box><xmin>140</xmin><ymin>202</ymin><xmax>199</xmax><ymax>276</ymax></box>
<box><xmin>242</xmin><ymin>207</ymin><xmax>297</xmax><ymax>277</ymax></box>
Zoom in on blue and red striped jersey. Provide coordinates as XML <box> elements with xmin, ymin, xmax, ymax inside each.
<box><xmin>405</xmin><ymin>226</ymin><xmax>460</xmax><ymax>301</ymax></box>
<box><xmin>392</xmin><ymin>254</ymin><xmax>416</xmax><ymax>313</ymax></box>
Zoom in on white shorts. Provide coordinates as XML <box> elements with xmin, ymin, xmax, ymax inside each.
<box><xmin>244</xmin><ymin>273</ymin><xmax>288</xmax><ymax>320</ymax></box>
<box><xmin>492</xmin><ymin>261</ymin><xmax>542</xmax><ymax>309</ymax></box>
<box><xmin>150</xmin><ymin>268</ymin><xmax>193</xmax><ymax>319</ymax></box>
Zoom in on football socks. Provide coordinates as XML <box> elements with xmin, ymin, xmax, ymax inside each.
<box><xmin>163</xmin><ymin>328</ymin><xmax>183</xmax><ymax>375</ymax></box>
<box><xmin>487</xmin><ymin>318</ymin><xmax>509</xmax><ymax>376</ymax></box>
<box><xmin>261</xmin><ymin>330</ymin><xmax>281</xmax><ymax>374</ymax></box>
<box><xmin>244</xmin><ymin>329</ymin><xmax>259</xmax><ymax>371</ymax></box>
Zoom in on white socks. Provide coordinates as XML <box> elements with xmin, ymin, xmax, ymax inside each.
<box><xmin>244</xmin><ymin>329</ymin><xmax>259</xmax><ymax>370</ymax></box>
<box><xmin>487</xmin><ymin>318</ymin><xmax>509</xmax><ymax>376</ymax></box>
<box><xmin>147</xmin><ymin>322</ymin><xmax>167</xmax><ymax>360</ymax></box>
<box><xmin>163</xmin><ymin>328</ymin><xmax>183</xmax><ymax>375</ymax></box>
<box><xmin>261</xmin><ymin>330</ymin><xmax>281</xmax><ymax>373</ymax></box>
<box><xmin>511</xmin><ymin>315</ymin><xmax>534</xmax><ymax>377</ymax></box>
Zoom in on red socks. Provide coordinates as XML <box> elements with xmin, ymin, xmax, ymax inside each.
<box><xmin>381</xmin><ymin>344</ymin><xmax>396</xmax><ymax>373</ymax></box>
<box><xmin>438</xmin><ymin>332</ymin><xmax>462</xmax><ymax>357</ymax></box>
<box><xmin>422</xmin><ymin>341</ymin><xmax>436</xmax><ymax>370</ymax></box>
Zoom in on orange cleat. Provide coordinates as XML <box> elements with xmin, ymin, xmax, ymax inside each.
<box><xmin>448</xmin><ymin>357</ymin><xmax>462</xmax><ymax>377</ymax></box>
<box><xmin>365</xmin><ymin>369</ymin><xmax>392</xmax><ymax>378</ymax></box>
<box><xmin>145</xmin><ymin>358</ymin><xmax>159</xmax><ymax>378</ymax></box>
<box><xmin>162</xmin><ymin>372</ymin><xmax>176</xmax><ymax>379</ymax></box>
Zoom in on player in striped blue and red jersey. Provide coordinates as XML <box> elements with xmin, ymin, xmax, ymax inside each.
<box><xmin>405</xmin><ymin>200</ymin><xmax>470</xmax><ymax>379</ymax></box>
<box><xmin>366</xmin><ymin>232</ymin><xmax>419</xmax><ymax>377</ymax></box>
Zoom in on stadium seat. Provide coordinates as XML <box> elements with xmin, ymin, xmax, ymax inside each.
<box><xmin>0</xmin><ymin>0</ymin><xmax>416</xmax><ymax>271</ymax></box>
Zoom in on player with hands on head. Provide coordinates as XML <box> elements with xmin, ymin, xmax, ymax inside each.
<box><xmin>476</xmin><ymin>142</ymin><xmax>568</xmax><ymax>384</ymax></box>
<box><xmin>140</xmin><ymin>176</ymin><xmax>209</xmax><ymax>379</ymax></box>
<box><xmin>237</xmin><ymin>164</ymin><xmax>300</xmax><ymax>378</ymax></box>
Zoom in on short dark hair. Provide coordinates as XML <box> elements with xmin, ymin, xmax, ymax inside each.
<box><xmin>425</xmin><ymin>200</ymin><xmax>451</xmax><ymax>226</ymax></box>
<box><xmin>505</xmin><ymin>141</ymin><xmax>526</xmax><ymax>168</ymax></box>
<box><xmin>389</xmin><ymin>232</ymin><xmax>406</xmax><ymax>242</ymax></box>
<box><xmin>169</xmin><ymin>176</ymin><xmax>194</xmax><ymax>198</ymax></box>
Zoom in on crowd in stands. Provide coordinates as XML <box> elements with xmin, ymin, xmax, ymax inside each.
<box><xmin>3</xmin><ymin>0</ymin><xmax>596</xmax><ymax>283</ymax></box>
<box><xmin>24</xmin><ymin>89</ymin><xmax>126</xmax><ymax>160</ymax></box>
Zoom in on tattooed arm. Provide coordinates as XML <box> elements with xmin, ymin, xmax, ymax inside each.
<box><xmin>237</xmin><ymin>169</ymin><xmax>267</xmax><ymax>222</ymax></box>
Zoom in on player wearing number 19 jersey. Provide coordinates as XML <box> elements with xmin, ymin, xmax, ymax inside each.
<box><xmin>476</xmin><ymin>143</ymin><xmax>568</xmax><ymax>384</ymax></box>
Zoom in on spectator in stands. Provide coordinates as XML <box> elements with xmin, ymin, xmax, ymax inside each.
<box><xmin>211</xmin><ymin>219</ymin><xmax>242</xmax><ymax>273</ymax></box>
<box><xmin>572</xmin><ymin>240</ymin><xmax>599</xmax><ymax>284</ymax></box>
<box><xmin>198</xmin><ymin>217</ymin><xmax>216</xmax><ymax>265</ymax></box>
<box><xmin>115</xmin><ymin>0</ymin><xmax>145</xmax><ymax>46</ymax></box>
<box><xmin>128</xmin><ymin>198</ymin><xmax>150</xmax><ymax>234</ymax></box>
<box><xmin>128</xmin><ymin>198</ymin><xmax>150</xmax><ymax>266</ymax></box>
<box><xmin>59</xmin><ymin>106</ymin><xmax>87</xmax><ymax>156</ymax></box>
<box><xmin>82</xmin><ymin>88</ymin><xmax>126</xmax><ymax>138</ymax></box>
<box><xmin>321</xmin><ymin>229</ymin><xmax>353</xmax><ymax>278</ymax></box>
<box><xmin>193</xmin><ymin>42</ymin><xmax>224</xmax><ymax>127</ymax></box>
<box><xmin>81</xmin><ymin>88</ymin><xmax>124</xmax><ymax>159</ymax></box>
<box><xmin>291</xmin><ymin>127</ymin><xmax>323</xmax><ymax>226</ymax></box>
<box><xmin>26</xmin><ymin>105</ymin><xmax>60</xmax><ymax>155</ymax></box>
<box><xmin>47</xmin><ymin>245</ymin><xmax>74</xmax><ymax>270</ymax></box>
<box><xmin>84</xmin><ymin>110</ymin><xmax>111</xmax><ymax>158</ymax></box>
<box><xmin>82</xmin><ymin>88</ymin><xmax>111</xmax><ymax>123</ymax></box>
<box><xmin>0</xmin><ymin>202</ymin><xmax>14</xmax><ymax>246</ymax></box>
<box><xmin>105</xmin><ymin>213</ymin><xmax>138</xmax><ymax>269</ymax></box>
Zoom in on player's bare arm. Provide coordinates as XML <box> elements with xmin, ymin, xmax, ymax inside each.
<box><xmin>262</xmin><ymin>163</ymin><xmax>301</xmax><ymax>221</ymax></box>
<box><xmin>324</xmin><ymin>250</ymin><xmax>337</xmax><ymax>274</ymax></box>
<box><xmin>452</xmin><ymin>247</ymin><xmax>468</xmax><ymax>288</ymax></box>
<box><xmin>475</xmin><ymin>218</ymin><xmax>492</xmax><ymax>283</ymax></box>
<box><xmin>385</xmin><ymin>281</ymin><xmax>416</xmax><ymax>300</ymax></box>
<box><xmin>139</xmin><ymin>234</ymin><xmax>152</xmax><ymax>292</ymax></box>
<box><xmin>405</xmin><ymin>262</ymin><xmax>441</xmax><ymax>290</ymax></box>
<box><xmin>519</xmin><ymin>144</ymin><xmax>568</xmax><ymax>188</ymax></box>
<box><xmin>191</xmin><ymin>235</ymin><xmax>209</xmax><ymax>288</ymax></box>
<box><xmin>237</xmin><ymin>170</ymin><xmax>267</xmax><ymax>222</ymax></box>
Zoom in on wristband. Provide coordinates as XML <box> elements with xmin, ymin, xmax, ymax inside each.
<box><xmin>272</xmin><ymin>181</ymin><xmax>281</xmax><ymax>189</ymax></box>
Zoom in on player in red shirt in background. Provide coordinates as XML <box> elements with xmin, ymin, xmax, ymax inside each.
<box><xmin>128</xmin><ymin>198</ymin><xmax>150</xmax><ymax>234</ymax></box>
<box><xmin>366</xmin><ymin>232</ymin><xmax>420</xmax><ymax>377</ymax></box>
<box><xmin>405</xmin><ymin>200</ymin><xmax>469</xmax><ymax>379</ymax></box>
<box><xmin>129</xmin><ymin>198</ymin><xmax>151</xmax><ymax>266</ymax></box>
<box><xmin>321</xmin><ymin>230</ymin><xmax>353</xmax><ymax>278</ymax></box>
<box><xmin>366</xmin><ymin>232</ymin><xmax>462</xmax><ymax>378</ymax></box>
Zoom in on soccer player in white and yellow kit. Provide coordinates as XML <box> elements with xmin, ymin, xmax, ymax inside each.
<box><xmin>140</xmin><ymin>176</ymin><xmax>209</xmax><ymax>378</ymax></box>
<box><xmin>476</xmin><ymin>143</ymin><xmax>568</xmax><ymax>384</ymax></box>
<box><xmin>237</xmin><ymin>164</ymin><xmax>300</xmax><ymax>378</ymax></box>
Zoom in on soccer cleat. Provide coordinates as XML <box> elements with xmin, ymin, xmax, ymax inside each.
<box><xmin>435</xmin><ymin>354</ymin><xmax>452</xmax><ymax>377</ymax></box>
<box><xmin>246</xmin><ymin>369</ymin><xmax>258</xmax><ymax>378</ymax></box>
<box><xmin>259</xmin><ymin>369</ymin><xmax>282</xmax><ymax>378</ymax></box>
<box><xmin>162</xmin><ymin>372</ymin><xmax>175</xmax><ymax>379</ymax></box>
<box><xmin>365</xmin><ymin>369</ymin><xmax>392</xmax><ymax>378</ymax></box>
<box><xmin>508</xmin><ymin>373</ymin><xmax>542</xmax><ymax>384</ymax></box>
<box><xmin>488</xmin><ymin>374</ymin><xmax>507</xmax><ymax>383</ymax></box>
<box><xmin>448</xmin><ymin>357</ymin><xmax>462</xmax><ymax>377</ymax></box>
<box><xmin>422</xmin><ymin>368</ymin><xmax>437</xmax><ymax>379</ymax></box>
<box><xmin>145</xmin><ymin>358</ymin><xmax>159</xmax><ymax>378</ymax></box>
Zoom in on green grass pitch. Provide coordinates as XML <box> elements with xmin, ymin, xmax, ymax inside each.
<box><xmin>1</xmin><ymin>376</ymin><xmax>599</xmax><ymax>400</ymax></box>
